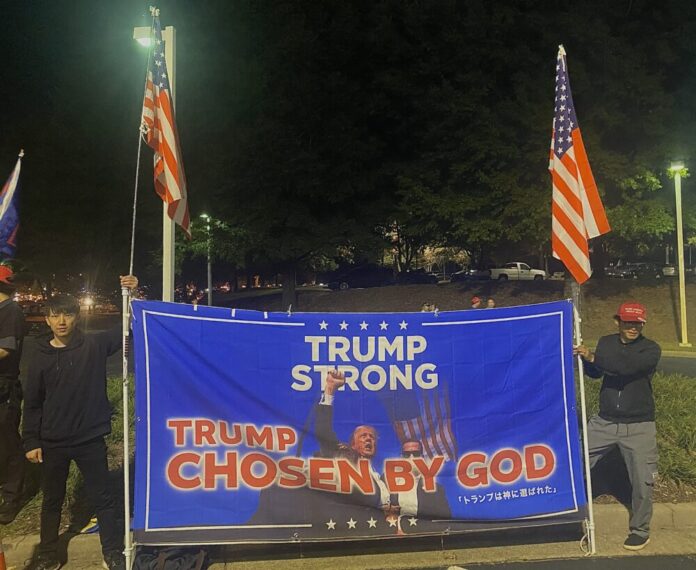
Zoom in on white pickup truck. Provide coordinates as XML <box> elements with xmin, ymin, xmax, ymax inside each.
<box><xmin>489</xmin><ymin>262</ymin><xmax>547</xmax><ymax>281</ymax></box>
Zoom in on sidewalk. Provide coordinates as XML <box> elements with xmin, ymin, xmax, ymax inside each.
<box><xmin>2</xmin><ymin>503</ymin><xmax>695</xmax><ymax>569</ymax></box>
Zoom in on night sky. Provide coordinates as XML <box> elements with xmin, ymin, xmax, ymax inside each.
<box><xmin>1</xmin><ymin>1</ymin><xmax>236</xmax><ymax>287</ymax></box>
<box><xmin>2</xmin><ymin>1</ymin><xmax>696</xmax><ymax>290</ymax></box>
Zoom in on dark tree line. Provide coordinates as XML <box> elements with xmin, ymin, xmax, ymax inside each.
<box><xmin>5</xmin><ymin>1</ymin><xmax>696</xmax><ymax>299</ymax></box>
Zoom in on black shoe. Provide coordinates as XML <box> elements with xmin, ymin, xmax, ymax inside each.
<box><xmin>102</xmin><ymin>551</ymin><xmax>126</xmax><ymax>570</ymax></box>
<box><xmin>32</xmin><ymin>554</ymin><xmax>62</xmax><ymax>570</ymax></box>
<box><xmin>623</xmin><ymin>533</ymin><xmax>650</xmax><ymax>550</ymax></box>
<box><xmin>0</xmin><ymin>501</ymin><xmax>20</xmax><ymax>524</ymax></box>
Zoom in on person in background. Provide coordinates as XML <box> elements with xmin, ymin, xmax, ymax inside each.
<box><xmin>470</xmin><ymin>296</ymin><xmax>482</xmax><ymax>309</ymax></box>
<box><xmin>574</xmin><ymin>302</ymin><xmax>661</xmax><ymax>551</ymax></box>
<box><xmin>0</xmin><ymin>265</ymin><xmax>27</xmax><ymax>525</ymax></box>
<box><xmin>486</xmin><ymin>297</ymin><xmax>496</xmax><ymax>308</ymax></box>
<box><xmin>22</xmin><ymin>275</ymin><xmax>138</xmax><ymax>570</ymax></box>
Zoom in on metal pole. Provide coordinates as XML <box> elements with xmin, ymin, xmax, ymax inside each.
<box><xmin>161</xmin><ymin>25</ymin><xmax>176</xmax><ymax>302</ymax></box>
<box><xmin>121</xmin><ymin>289</ymin><xmax>133</xmax><ymax>570</ymax></box>
<box><xmin>207</xmin><ymin>219</ymin><xmax>212</xmax><ymax>306</ymax></box>
<box><xmin>675</xmin><ymin>171</ymin><xmax>691</xmax><ymax>347</ymax></box>
<box><xmin>573</xmin><ymin>303</ymin><xmax>597</xmax><ymax>555</ymax></box>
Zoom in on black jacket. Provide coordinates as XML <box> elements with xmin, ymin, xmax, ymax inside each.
<box><xmin>22</xmin><ymin>327</ymin><xmax>122</xmax><ymax>451</ymax></box>
<box><xmin>0</xmin><ymin>298</ymin><xmax>26</xmax><ymax>404</ymax></box>
<box><xmin>584</xmin><ymin>333</ymin><xmax>661</xmax><ymax>423</ymax></box>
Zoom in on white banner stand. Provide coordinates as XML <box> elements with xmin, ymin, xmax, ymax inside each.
<box><xmin>573</xmin><ymin>303</ymin><xmax>597</xmax><ymax>555</ymax></box>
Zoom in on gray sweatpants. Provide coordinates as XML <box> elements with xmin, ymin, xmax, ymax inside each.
<box><xmin>586</xmin><ymin>415</ymin><xmax>658</xmax><ymax>538</ymax></box>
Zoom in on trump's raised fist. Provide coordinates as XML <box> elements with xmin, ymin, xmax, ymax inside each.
<box><xmin>325</xmin><ymin>369</ymin><xmax>346</xmax><ymax>396</ymax></box>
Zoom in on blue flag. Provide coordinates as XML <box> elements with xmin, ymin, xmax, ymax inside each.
<box><xmin>130</xmin><ymin>300</ymin><xmax>587</xmax><ymax>545</ymax></box>
<box><xmin>0</xmin><ymin>152</ymin><xmax>22</xmax><ymax>259</ymax></box>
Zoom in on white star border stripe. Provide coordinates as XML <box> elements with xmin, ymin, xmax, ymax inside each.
<box><xmin>312</xmin><ymin>318</ymin><xmax>420</xmax><ymax>331</ymax></box>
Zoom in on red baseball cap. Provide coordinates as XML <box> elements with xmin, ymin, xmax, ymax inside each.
<box><xmin>0</xmin><ymin>265</ymin><xmax>14</xmax><ymax>285</ymax></box>
<box><xmin>615</xmin><ymin>302</ymin><xmax>647</xmax><ymax>323</ymax></box>
<box><xmin>471</xmin><ymin>296</ymin><xmax>481</xmax><ymax>304</ymax></box>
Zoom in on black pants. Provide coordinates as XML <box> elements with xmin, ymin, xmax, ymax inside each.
<box><xmin>39</xmin><ymin>437</ymin><xmax>123</xmax><ymax>557</ymax></box>
<box><xmin>0</xmin><ymin>401</ymin><xmax>25</xmax><ymax>506</ymax></box>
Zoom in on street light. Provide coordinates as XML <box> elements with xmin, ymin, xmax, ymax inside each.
<box><xmin>133</xmin><ymin>20</ymin><xmax>178</xmax><ymax>302</ymax></box>
<box><xmin>669</xmin><ymin>161</ymin><xmax>691</xmax><ymax>347</ymax></box>
<box><xmin>200</xmin><ymin>213</ymin><xmax>213</xmax><ymax>306</ymax></box>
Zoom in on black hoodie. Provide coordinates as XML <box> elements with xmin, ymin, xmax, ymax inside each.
<box><xmin>583</xmin><ymin>333</ymin><xmax>661</xmax><ymax>423</ymax></box>
<box><xmin>22</xmin><ymin>326</ymin><xmax>122</xmax><ymax>451</ymax></box>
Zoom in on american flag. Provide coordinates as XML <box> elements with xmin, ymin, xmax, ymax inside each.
<box><xmin>391</xmin><ymin>386</ymin><xmax>457</xmax><ymax>462</ymax></box>
<box><xmin>0</xmin><ymin>151</ymin><xmax>22</xmax><ymax>259</ymax></box>
<box><xmin>142</xmin><ymin>10</ymin><xmax>190</xmax><ymax>237</ymax></box>
<box><xmin>549</xmin><ymin>45</ymin><xmax>610</xmax><ymax>284</ymax></box>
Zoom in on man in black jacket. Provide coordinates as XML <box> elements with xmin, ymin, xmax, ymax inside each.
<box><xmin>22</xmin><ymin>275</ymin><xmax>137</xmax><ymax>570</ymax></box>
<box><xmin>0</xmin><ymin>265</ymin><xmax>26</xmax><ymax>525</ymax></box>
<box><xmin>574</xmin><ymin>302</ymin><xmax>661</xmax><ymax>551</ymax></box>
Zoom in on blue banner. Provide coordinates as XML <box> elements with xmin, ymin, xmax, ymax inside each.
<box><xmin>131</xmin><ymin>299</ymin><xmax>586</xmax><ymax>544</ymax></box>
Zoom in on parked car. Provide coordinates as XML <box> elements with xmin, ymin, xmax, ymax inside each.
<box><xmin>327</xmin><ymin>264</ymin><xmax>395</xmax><ymax>290</ymax></box>
<box><xmin>396</xmin><ymin>269</ymin><xmax>439</xmax><ymax>285</ymax></box>
<box><xmin>489</xmin><ymin>262</ymin><xmax>547</xmax><ymax>281</ymax></box>
<box><xmin>20</xmin><ymin>301</ymin><xmax>48</xmax><ymax>335</ymax></box>
<box><xmin>450</xmin><ymin>267</ymin><xmax>492</xmax><ymax>282</ymax></box>
<box><xmin>662</xmin><ymin>263</ymin><xmax>695</xmax><ymax>277</ymax></box>
<box><xmin>605</xmin><ymin>264</ymin><xmax>629</xmax><ymax>278</ymax></box>
<box><xmin>607</xmin><ymin>262</ymin><xmax>662</xmax><ymax>280</ymax></box>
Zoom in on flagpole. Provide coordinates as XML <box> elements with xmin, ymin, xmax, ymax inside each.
<box><xmin>572</xmin><ymin>281</ymin><xmax>596</xmax><ymax>555</ymax></box>
<box><xmin>122</xmin><ymin>134</ymin><xmax>143</xmax><ymax>570</ymax></box>
<box><xmin>122</xmin><ymin>14</ymin><xmax>156</xmax><ymax>569</ymax></box>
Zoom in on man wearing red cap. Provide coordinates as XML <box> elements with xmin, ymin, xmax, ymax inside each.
<box><xmin>574</xmin><ymin>302</ymin><xmax>661</xmax><ymax>551</ymax></box>
<box><xmin>0</xmin><ymin>265</ymin><xmax>26</xmax><ymax>525</ymax></box>
<box><xmin>470</xmin><ymin>296</ymin><xmax>482</xmax><ymax>309</ymax></box>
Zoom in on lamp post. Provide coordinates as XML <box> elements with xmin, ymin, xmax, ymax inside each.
<box><xmin>133</xmin><ymin>22</ymin><xmax>177</xmax><ymax>302</ymax></box>
<box><xmin>200</xmin><ymin>213</ymin><xmax>213</xmax><ymax>306</ymax></box>
<box><xmin>669</xmin><ymin>161</ymin><xmax>691</xmax><ymax>347</ymax></box>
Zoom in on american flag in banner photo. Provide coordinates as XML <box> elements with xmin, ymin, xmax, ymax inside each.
<box><xmin>0</xmin><ymin>151</ymin><xmax>23</xmax><ymax>259</ymax></box>
<box><xmin>391</xmin><ymin>385</ymin><xmax>457</xmax><ymax>462</ymax></box>
<box><xmin>549</xmin><ymin>45</ymin><xmax>610</xmax><ymax>284</ymax></box>
<box><xmin>142</xmin><ymin>9</ymin><xmax>190</xmax><ymax>237</ymax></box>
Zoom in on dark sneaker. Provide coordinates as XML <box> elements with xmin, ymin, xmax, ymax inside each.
<box><xmin>0</xmin><ymin>501</ymin><xmax>20</xmax><ymax>524</ymax></box>
<box><xmin>32</xmin><ymin>554</ymin><xmax>62</xmax><ymax>570</ymax></box>
<box><xmin>623</xmin><ymin>533</ymin><xmax>650</xmax><ymax>550</ymax></box>
<box><xmin>102</xmin><ymin>551</ymin><xmax>126</xmax><ymax>570</ymax></box>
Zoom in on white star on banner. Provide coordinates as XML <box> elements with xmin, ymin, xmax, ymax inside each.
<box><xmin>326</xmin><ymin>519</ymin><xmax>336</xmax><ymax>530</ymax></box>
<box><xmin>379</xmin><ymin>321</ymin><xmax>388</xmax><ymax>330</ymax></box>
<box><xmin>319</xmin><ymin>320</ymin><xmax>328</xmax><ymax>330</ymax></box>
<box><xmin>347</xmin><ymin>518</ymin><xmax>357</xmax><ymax>529</ymax></box>
<box><xmin>399</xmin><ymin>320</ymin><xmax>408</xmax><ymax>330</ymax></box>
<box><xmin>408</xmin><ymin>517</ymin><xmax>418</xmax><ymax>526</ymax></box>
<box><xmin>339</xmin><ymin>321</ymin><xmax>349</xmax><ymax>330</ymax></box>
<box><xmin>359</xmin><ymin>321</ymin><xmax>368</xmax><ymax>330</ymax></box>
<box><xmin>387</xmin><ymin>516</ymin><xmax>398</xmax><ymax>527</ymax></box>
<box><xmin>367</xmin><ymin>517</ymin><xmax>377</xmax><ymax>528</ymax></box>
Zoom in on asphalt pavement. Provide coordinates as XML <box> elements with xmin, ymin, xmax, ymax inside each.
<box><xmin>444</xmin><ymin>555</ymin><xmax>696</xmax><ymax>568</ymax></box>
